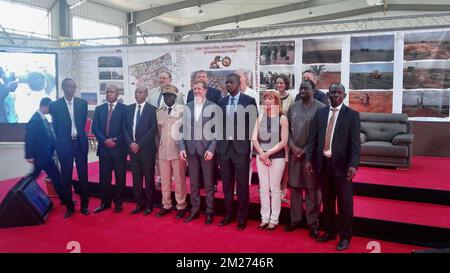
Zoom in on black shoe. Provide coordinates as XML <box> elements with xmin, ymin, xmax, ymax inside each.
<box><xmin>316</xmin><ymin>232</ymin><xmax>337</xmax><ymax>243</ymax></box>
<box><xmin>130</xmin><ymin>205</ymin><xmax>143</xmax><ymax>215</ymax></box>
<box><xmin>64</xmin><ymin>209</ymin><xmax>74</xmax><ymax>219</ymax></box>
<box><xmin>310</xmin><ymin>227</ymin><xmax>320</xmax><ymax>239</ymax></box>
<box><xmin>143</xmin><ymin>208</ymin><xmax>153</xmax><ymax>216</ymax></box>
<box><xmin>175</xmin><ymin>210</ymin><xmax>186</xmax><ymax>220</ymax></box>
<box><xmin>183</xmin><ymin>212</ymin><xmax>199</xmax><ymax>223</ymax></box>
<box><xmin>156</xmin><ymin>208</ymin><xmax>171</xmax><ymax>218</ymax></box>
<box><xmin>237</xmin><ymin>222</ymin><xmax>247</xmax><ymax>231</ymax></box>
<box><xmin>205</xmin><ymin>213</ymin><xmax>213</xmax><ymax>225</ymax></box>
<box><xmin>336</xmin><ymin>239</ymin><xmax>351</xmax><ymax>251</ymax></box>
<box><xmin>218</xmin><ymin>217</ymin><xmax>232</xmax><ymax>226</ymax></box>
<box><xmin>80</xmin><ymin>208</ymin><xmax>90</xmax><ymax>215</ymax></box>
<box><xmin>284</xmin><ymin>222</ymin><xmax>301</xmax><ymax>232</ymax></box>
<box><xmin>114</xmin><ymin>205</ymin><xmax>123</xmax><ymax>213</ymax></box>
<box><xmin>93</xmin><ymin>204</ymin><xmax>110</xmax><ymax>213</ymax></box>
<box><xmin>258</xmin><ymin>222</ymin><xmax>269</xmax><ymax>230</ymax></box>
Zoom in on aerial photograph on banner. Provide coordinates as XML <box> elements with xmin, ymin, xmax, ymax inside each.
<box><xmin>350</xmin><ymin>63</ymin><xmax>393</xmax><ymax>90</ymax></box>
<box><xmin>403</xmin><ymin>61</ymin><xmax>450</xmax><ymax>89</ymax></box>
<box><xmin>302</xmin><ymin>64</ymin><xmax>341</xmax><ymax>90</ymax></box>
<box><xmin>303</xmin><ymin>38</ymin><xmax>341</xmax><ymax>64</ymax></box>
<box><xmin>404</xmin><ymin>31</ymin><xmax>450</xmax><ymax>61</ymax></box>
<box><xmin>349</xmin><ymin>90</ymin><xmax>393</xmax><ymax>113</ymax></box>
<box><xmin>259</xmin><ymin>40</ymin><xmax>295</xmax><ymax>65</ymax></box>
<box><xmin>402</xmin><ymin>90</ymin><xmax>450</xmax><ymax>118</ymax></box>
<box><xmin>99</xmin><ymin>69</ymin><xmax>124</xmax><ymax>80</ymax></box>
<box><xmin>129</xmin><ymin>52</ymin><xmax>174</xmax><ymax>90</ymax></box>
<box><xmin>350</xmin><ymin>35</ymin><xmax>395</xmax><ymax>62</ymax></box>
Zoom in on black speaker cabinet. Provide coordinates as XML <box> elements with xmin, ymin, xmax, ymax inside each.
<box><xmin>0</xmin><ymin>176</ymin><xmax>53</xmax><ymax>228</ymax></box>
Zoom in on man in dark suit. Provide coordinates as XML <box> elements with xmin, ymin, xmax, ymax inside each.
<box><xmin>49</xmin><ymin>78</ymin><xmax>90</xmax><ymax>216</ymax></box>
<box><xmin>305</xmin><ymin>83</ymin><xmax>361</xmax><ymax>251</ymax></box>
<box><xmin>92</xmin><ymin>85</ymin><xmax>127</xmax><ymax>214</ymax></box>
<box><xmin>25</xmin><ymin>98</ymin><xmax>74</xmax><ymax>218</ymax></box>
<box><xmin>179</xmin><ymin>81</ymin><xmax>220</xmax><ymax>225</ymax></box>
<box><xmin>124</xmin><ymin>86</ymin><xmax>158</xmax><ymax>216</ymax></box>
<box><xmin>295</xmin><ymin>70</ymin><xmax>329</xmax><ymax>106</ymax></box>
<box><xmin>217</xmin><ymin>73</ymin><xmax>258</xmax><ymax>231</ymax></box>
<box><xmin>186</xmin><ymin>70</ymin><xmax>222</xmax><ymax>105</ymax></box>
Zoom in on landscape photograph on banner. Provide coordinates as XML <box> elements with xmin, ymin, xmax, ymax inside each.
<box><xmin>98</xmin><ymin>56</ymin><xmax>123</xmax><ymax>68</ymax></box>
<box><xmin>350</xmin><ymin>35</ymin><xmax>395</xmax><ymax>62</ymax></box>
<box><xmin>129</xmin><ymin>53</ymin><xmax>173</xmax><ymax>90</ymax></box>
<box><xmin>403</xmin><ymin>61</ymin><xmax>450</xmax><ymax>89</ymax></box>
<box><xmin>190</xmin><ymin>69</ymin><xmax>253</xmax><ymax>96</ymax></box>
<box><xmin>259</xmin><ymin>40</ymin><xmax>295</xmax><ymax>65</ymax></box>
<box><xmin>303</xmin><ymin>38</ymin><xmax>341</xmax><ymax>64</ymax></box>
<box><xmin>80</xmin><ymin>92</ymin><xmax>98</xmax><ymax>106</ymax></box>
<box><xmin>349</xmin><ymin>90</ymin><xmax>393</xmax><ymax>113</ymax></box>
<box><xmin>402</xmin><ymin>90</ymin><xmax>450</xmax><ymax>118</ymax></box>
<box><xmin>99</xmin><ymin>69</ymin><xmax>124</xmax><ymax>80</ymax></box>
<box><xmin>99</xmin><ymin>81</ymin><xmax>124</xmax><ymax>95</ymax></box>
<box><xmin>350</xmin><ymin>63</ymin><xmax>393</xmax><ymax>90</ymax></box>
<box><xmin>404</xmin><ymin>31</ymin><xmax>450</xmax><ymax>61</ymax></box>
<box><xmin>302</xmin><ymin>64</ymin><xmax>341</xmax><ymax>90</ymax></box>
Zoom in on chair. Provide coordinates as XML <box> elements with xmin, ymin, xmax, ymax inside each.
<box><xmin>85</xmin><ymin>117</ymin><xmax>97</xmax><ymax>151</ymax></box>
<box><xmin>359</xmin><ymin>113</ymin><xmax>414</xmax><ymax>169</ymax></box>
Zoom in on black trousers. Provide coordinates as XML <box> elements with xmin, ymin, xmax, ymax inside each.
<box><xmin>30</xmin><ymin>161</ymin><xmax>73</xmax><ymax>210</ymax></box>
<box><xmin>319</xmin><ymin>157</ymin><xmax>354</xmax><ymax>240</ymax></box>
<box><xmin>98</xmin><ymin>154</ymin><xmax>127</xmax><ymax>206</ymax></box>
<box><xmin>219</xmin><ymin>146</ymin><xmax>250</xmax><ymax>224</ymax></box>
<box><xmin>130</xmin><ymin>152</ymin><xmax>156</xmax><ymax>209</ymax></box>
<box><xmin>59</xmin><ymin>139</ymin><xmax>90</xmax><ymax>210</ymax></box>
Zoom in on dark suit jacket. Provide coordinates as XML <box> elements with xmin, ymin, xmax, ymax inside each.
<box><xmin>305</xmin><ymin>104</ymin><xmax>361</xmax><ymax>177</ymax></box>
<box><xmin>178</xmin><ymin>100</ymin><xmax>219</xmax><ymax>156</ymax></box>
<box><xmin>124</xmin><ymin>102</ymin><xmax>157</xmax><ymax>155</ymax></box>
<box><xmin>24</xmin><ymin>112</ymin><xmax>55</xmax><ymax>166</ymax></box>
<box><xmin>49</xmin><ymin>97</ymin><xmax>88</xmax><ymax>158</ymax></box>
<box><xmin>217</xmin><ymin>93</ymin><xmax>258</xmax><ymax>155</ymax></box>
<box><xmin>92</xmin><ymin>102</ymin><xmax>127</xmax><ymax>157</ymax></box>
<box><xmin>186</xmin><ymin>87</ymin><xmax>222</xmax><ymax>105</ymax></box>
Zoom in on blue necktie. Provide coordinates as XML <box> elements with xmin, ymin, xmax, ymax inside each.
<box><xmin>136</xmin><ymin>104</ymin><xmax>142</xmax><ymax>124</ymax></box>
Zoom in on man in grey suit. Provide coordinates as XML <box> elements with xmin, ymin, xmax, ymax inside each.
<box><xmin>179</xmin><ymin>81</ymin><xmax>220</xmax><ymax>225</ymax></box>
<box><xmin>148</xmin><ymin>71</ymin><xmax>184</xmax><ymax>109</ymax></box>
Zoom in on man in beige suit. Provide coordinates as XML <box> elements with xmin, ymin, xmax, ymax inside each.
<box><xmin>155</xmin><ymin>84</ymin><xmax>187</xmax><ymax>219</ymax></box>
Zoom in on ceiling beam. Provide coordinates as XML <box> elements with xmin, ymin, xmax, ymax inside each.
<box><xmin>280</xmin><ymin>4</ymin><xmax>450</xmax><ymax>24</ymax></box>
<box><xmin>174</xmin><ymin>0</ymin><xmax>342</xmax><ymax>32</ymax></box>
<box><xmin>175</xmin><ymin>3</ymin><xmax>450</xmax><ymax>32</ymax></box>
<box><xmin>135</xmin><ymin>0</ymin><xmax>223</xmax><ymax>26</ymax></box>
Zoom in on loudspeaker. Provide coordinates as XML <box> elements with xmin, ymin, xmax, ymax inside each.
<box><xmin>0</xmin><ymin>176</ymin><xmax>53</xmax><ymax>228</ymax></box>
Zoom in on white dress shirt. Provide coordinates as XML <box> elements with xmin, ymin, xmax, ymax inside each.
<box><xmin>194</xmin><ymin>98</ymin><xmax>206</xmax><ymax>122</ymax></box>
<box><xmin>64</xmin><ymin>97</ymin><xmax>78</xmax><ymax>136</ymax></box>
<box><xmin>323</xmin><ymin>103</ymin><xmax>343</xmax><ymax>158</ymax></box>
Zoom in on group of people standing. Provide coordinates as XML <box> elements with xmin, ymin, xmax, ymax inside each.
<box><xmin>25</xmin><ymin>68</ymin><xmax>360</xmax><ymax>251</ymax></box>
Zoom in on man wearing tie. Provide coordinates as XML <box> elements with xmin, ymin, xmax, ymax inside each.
<box><xmin>305</xmin><ymin>83</ymin><xmax>360</xmax><ymax>251</ymax></box>
<box><xmin>148</xmin><ymin>71</ymin><xmax>184</xmax><ymax>109</ymax></box>
<box><xmin>49</xmin><ymin>78</ymin><xmax>90</xmax><ymax>216</ymax></box>
<box><xmin>124</xmin><ymin>86</ymin><xmax>158</xmax><ymax>215</ymax></box>
<box><xmin>92</xmin><ymin>85</ymin><xmax>127</xmax><ymax>214</ymax></box>
<box><xmin>217</xmin><ymin>73</ymin><xmax>258</xmax><ymax>231</ymax></box>
<box><xmin>25</xmin><ymin>98</ymin><xmax>74</xmax><ymax>218</ymax></box>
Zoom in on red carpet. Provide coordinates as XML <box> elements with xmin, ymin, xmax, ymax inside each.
<box><xmin>355</xmin><ymin>156</ymin><xmax>450</xmax><ymax>191</ymax></box>
<box><xmin>0</xmin><ymin>191</ymin><xmax>424</xmax><ymax>253</ymax></box>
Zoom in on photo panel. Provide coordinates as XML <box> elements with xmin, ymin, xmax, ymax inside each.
<box><xmin>260</xmin><ymin>40</ymin><xmax>295</xmax><ymax>65</ymax></box>
<box><xmin>349</xmin><ymin>90</ymin><xmax>393</xmax><ymax>113</ymax></box>
<box><xmin>350</xmin><ymin>63</ymin><xmax>393</xmax><ymax>90</ymax></box>
<box><xmin>350</xmin><ymin>34</ymin><xmax>394</xmax><ymax>62</ymax></box>
<box><xmin>404</xmin><ymin>31</ymin><xmax>450</xmax><ymax>61</ymax></box>
<box><xmin>303</xmin><ymin>38</ymin><xmax>341</xmax><ymax>64</ymax></box>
